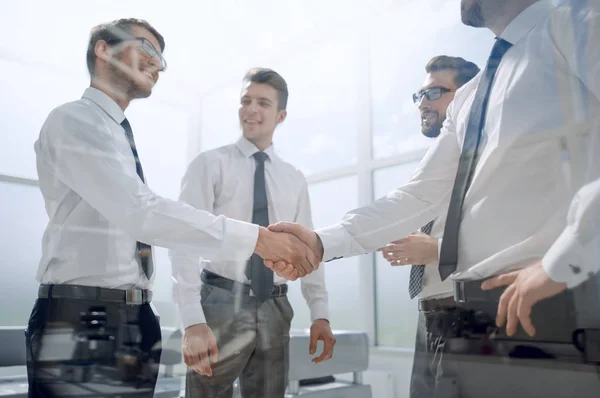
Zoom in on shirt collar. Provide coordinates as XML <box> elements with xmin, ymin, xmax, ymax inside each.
<box><xmin>499</xmin><ymin>0</ymin><xmax>554</xmax><ymax>45</ymax></box>
<box><xmin>235</xmin><ymin>136</ymin><xmax>277</xmax><ymax>162</ymax></box>
<box><xmin>82</xmin><ymin>87</ymin><xmax>126</xmax><ymax>125</ymax></box>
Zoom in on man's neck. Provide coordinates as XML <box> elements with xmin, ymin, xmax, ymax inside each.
<box><xmin>90</xmin><ymin>79</ymin><xmax>131</xmax><ymax>111</ymax></box>
<box><xmin>488</xmin><ymin>0</ymin><xmax>538</xmax><ymax>37</ymax></box>
<box><xmin>247</xmin><ymin>136</ymin><xmax>274</xmax><ymax>152</ymax></box>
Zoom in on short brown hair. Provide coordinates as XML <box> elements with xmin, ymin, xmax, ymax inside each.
<box><xmin>243</xmin><ymin>68</ymin><xmax>289</xmax><ymax>110</ymax></box>
<box><xmin>425</xmin><ymin>56</ymin><xmax>480</xmax><ymax>88</ymax></box>
<box><xmin>86</xmin><ymin>18</ymin><xmax>165</xmax><ymax>77</ymax></box>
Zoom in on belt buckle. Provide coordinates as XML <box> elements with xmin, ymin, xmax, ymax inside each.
<box><xmin>453</xmin><ymin>280</ymin><xmax>467</xmax><ymax>304</ymax></box>
<box><xmin>125</xmin><ymin>290</ymin><xmax>143</xmax><ymax>305</ymax></box>
<box><xmin>275</xmin><ymin>285</ymin><xmax>284</xmax><ymax>297</ymax></box>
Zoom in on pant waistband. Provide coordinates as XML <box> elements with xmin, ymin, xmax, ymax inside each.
<box><xmin>201</xmin><ymin>270</ymin><xmax>287</xmax><ymax>298</ymax></box>
<box><xmin>419</xmin><ymin>296</ymin><xmax>457</xmax><ymax>312</ymax></box>
<box><xmin>38</xmin><ymin>284</ymin><xmax>152</xmax><ymax>305</ymax></box>
<box><xmin>453</xmin><ymin>278</ymin><xmax>501</xmax><ymax>304</ymax></box>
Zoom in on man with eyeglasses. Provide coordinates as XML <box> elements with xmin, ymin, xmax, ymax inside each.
<box><xmin>377</xmin><ymin>55</ymin><xmax>480</xmax><ymax>398</ymax></box>
<box><xmin>27</xmin><ymin>18</ymin><xmax>320</xmax><ymax>397</ymax></box>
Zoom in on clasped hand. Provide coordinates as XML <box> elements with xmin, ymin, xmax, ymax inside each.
<box><xmin>255</xmin><ymin>223</ymin><xmax>323</xmax><ymax>280</ymax></box>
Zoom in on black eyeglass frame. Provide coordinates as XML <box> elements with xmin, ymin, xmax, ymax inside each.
<box><xmin>105</xmin><ymin>36</ymin><xmax>167</xmax><ymax>72</ymax></box>
<box><xmin>412</xmin><ymin>86</ymin><xmax>454</xmax><ymax>104</ymax></box>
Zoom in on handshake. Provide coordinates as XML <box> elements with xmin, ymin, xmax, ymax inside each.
<box><xmin>254</xmin><ymin>222</ymin><xmax>323</xmax><ymax>280</ymax></box>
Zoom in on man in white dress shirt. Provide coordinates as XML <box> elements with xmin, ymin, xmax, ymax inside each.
<box><xmin>378</xmin><ymin>55</ymin><xmax>480</xmax><ymax>398</ymax></box>
<box><xmin>170</xmin><ymin>68</ymin><xmax>335</xmax><ymax>398</ymax></box>
<box><xmin>27</xmin><ymin>19</ymin><xmax>319</xmax><ymax>398</ymax></box>
<box><xmin>268</xmin><ymin>1</ymin><xmax>600</xmax><ymax>396</ymax></box>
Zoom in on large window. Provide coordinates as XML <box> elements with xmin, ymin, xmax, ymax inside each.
<box><xmin>273</xmin><ymin>38</ymin><xmax>359</xmax><ymax>175</ymax></box>
<box><xmin>288</xmin><ymin>176</ymin><xmax>361</xmax><ymax>331</ymax></box>
<box><xmin>372</xmin><ymin>162</ymin><xmax>421</xmax><ymax>347</ymax></box>
<box><xmin>0</xmin><ymin>181</ymin><xmax>47</xmax><ymax>326</ymax></box>
<box><xmin>0</xmin><ymin>0</ymin><xmax>500</xmax><ymax>354</ymax></box>
<box><xmin>198</xmin><ymin>37</ymin><xmax>359</xmax><ymax>177</ymax></box>
<box><xmin>0</xmin><ymin>60</ymin><xmax>85</xmax><ymax>179</ymax></box>
<box><xmin>369</xmin><ymin>0</ymin><xmax>493</xmax><ymax>159</ymax></box>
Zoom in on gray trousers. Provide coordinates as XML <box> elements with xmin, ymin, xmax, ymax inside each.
<box><xmin>186</xmin><ymin>283</ymin><xmax>293</xmax><ymax>398</ymax></box>
<box><xmin>409</xmin><ymin>306</ymin><xmax>600</xmax><ymax>398</ymax></box>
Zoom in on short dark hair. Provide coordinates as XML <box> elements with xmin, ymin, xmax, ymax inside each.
<box><xmin>425</xmin><ymin>55</ymin><xmax>480</xmax><ymax>87</ymax></box>
<box><xmin>86</xmin><ymin>18</ymin><xmax>165</xmax><ymax>77</ymax></box>
<box><xmin>243</xmin><ymin>68</ymin><xmax>289</xmax><ymax>110</ymax></box>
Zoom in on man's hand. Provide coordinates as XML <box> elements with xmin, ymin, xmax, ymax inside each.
<box><xmin>377</xmin><ymin>232</ymin><xmax>439</xmax><ymax>266</ymax></box>
<box><xmin>260</xmin><ymin>223</ymin><xmax>324</xmax><ymax>279</ymax></box>
<box><xmin>309</xmin><ymin>319</ymin><xmax>336</xmax><ymax>364</ymax></box>
<box><xmin>182</xmin><ymin>323</ymin><xmax>219</xmax><ymax>376</ymax></box>
<box><xmin>266</xmin><ymin>260</ymin><xmax>301</xmax><ymax>281</ymax></box>
<box><xmin>481</xmin><ymin>260</ymin><xmax>567</xmax><ymax>337</ymax></box>
<box><xmin>254</xmin><ymin>226</ymin><xmax>321</xmax><ymax>278</ymax></box>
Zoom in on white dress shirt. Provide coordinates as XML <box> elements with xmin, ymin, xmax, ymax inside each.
<box><xmin>169</xmin><ymin>137</ymin><xmax>329</xmax><ymax>329</ymax></box>
<box><xmin>34</xmin><ymin>87</ymin><xmax>259</xmax><ymax>290</ymax></box>
<box><xmin>318</xmin><ymin>0</ymin><xmax>600</xmax><ymax>289</ymax></box>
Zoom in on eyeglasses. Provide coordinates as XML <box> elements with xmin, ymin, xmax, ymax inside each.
<box><xmin>412</xmin><ymin>87</ymin><xmax>454</xmax><ymax>104</ymax></box>
<box><xmin>106</xmin><ymin>36</ymin><xmax>167</xmax><ymax>72</ymax></box>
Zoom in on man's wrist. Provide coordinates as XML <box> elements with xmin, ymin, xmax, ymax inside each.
<box><xmin>314</xmin><ymin>233</ymin><xmax>325</xmax><ymax>262</ymax></box>
<box><xmin>254</xmin><ymin>227</ymin><xmax>269</xmax><ymax>258</ymax></box>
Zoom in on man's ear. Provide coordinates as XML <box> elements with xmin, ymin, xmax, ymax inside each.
<box><xmin>95</xmin><ymin>40</ymin><xmax>113</xmax><ymax>64</ymax></box>
<box><xmin>277</xmin><ymin>109</ymin><xmax>287</xmax><ymax>124</ymax></box>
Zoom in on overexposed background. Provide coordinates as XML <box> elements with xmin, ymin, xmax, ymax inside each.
<box><xmin>0</xmin><ymin>0</ymin><xmax>499</xmax><ymax>395</ymax></box>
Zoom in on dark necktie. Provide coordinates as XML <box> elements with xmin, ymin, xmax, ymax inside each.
<box><xmin>438</xmin><ymin>38</ymin><xmax>512</xmax><ymax>281</ymax></box>
<box><xmin>121</xmin><ymin>118</ymin><xmax>154</xmax><ymax>280</ymax></box>
<box><xmin>245</xmin><ymin>151</ymin><xmax>273</xmax><ymax>302</ymax></box>
<box><xmin>407</xmin><ymin>220</ymin><xmax>434</xmax><ymax>299</ymax></box>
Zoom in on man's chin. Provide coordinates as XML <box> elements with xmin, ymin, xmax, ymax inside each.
<box><xmin>421</xmin><ymin>125</ymin><xmax>441</xmax><ymax>138</ymax></box>
<box><xmin>131</xmin><ymin>85</ymin><xmax>152</xmax><ymax>99</ymax></box>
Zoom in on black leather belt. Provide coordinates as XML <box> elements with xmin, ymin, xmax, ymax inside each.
<box><xmin>38</xmin><ymin>284</ymin><xmax>152</xmax><ymax>305</ymax></box>
<box><xmin>419</xmin><ymin>296</ymin><xmax>457</xmax><ymax>312</ymax></box>
<box><xmin>201</xmin><ymin>270</ymin><xmax>287</xmax><ymax>298</ymax></box>
<box><xmin>453</xmin><ymin>278</ymin><xmax>503</xmax><ymax>304</ymax></box>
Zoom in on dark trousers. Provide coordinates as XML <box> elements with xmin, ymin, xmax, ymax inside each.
<box><xmin>186</xmin><ymin>283</ymin><xmax>294</xmax><ymax>398</ymax></box>
<box><xmin>409</xmin><ymin>298</ymin><xmax>600</xmax><ymax>398</ymax></box>
<box><xmin>25</xmin><ymin>296</ymin><xmax>161</xmax><ymax>397</ymax></box>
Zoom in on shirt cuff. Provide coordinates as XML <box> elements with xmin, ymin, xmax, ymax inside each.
<box><xmin>220</xmin><ymin>218</ymin><xmax>259</xmax><ymax>262</ymax></box>
<box><xmin>316</xmin><ymin>224</ymin><xmax>353</xmax><ymax>262</ymax></box>
<box><xmin>179</xmin><ymin>303</ymin><xmax>207</xmax><ymax>330</ymax></box>
<box><xmin>542</xmin><ymin>226</ymin><xmax>588</xmax><ymax>289</ymax></box>
<box><xmin>309</xmin><ymin>299</ymin><xmax>329</xmax><ymax>322</ymax></box>
<box><xmin>437</xmin><ymin>238</ymin><xmax>443</xmax><ymax>261</ymax></box>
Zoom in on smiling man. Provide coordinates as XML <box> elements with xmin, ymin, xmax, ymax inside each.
<box><xmin>378</xmin><ymin>55</ymin><xmax>479</xmax><ymax>398</ymax></box>
<box><xmin>170</xmin><ymin>68</ymin><xmax>334</xmax><ymax>398</ymax></box>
